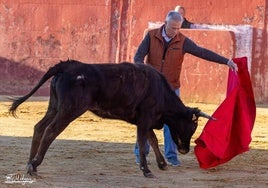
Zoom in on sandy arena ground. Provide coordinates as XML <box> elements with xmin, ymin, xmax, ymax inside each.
<box><xmin>0</xmin><ymin>99</ymin><xmax>267</xmax><ymax>188</ymax></box>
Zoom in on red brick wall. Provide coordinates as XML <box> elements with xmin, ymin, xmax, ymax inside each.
<box><xmin>0</xmin><ymin>0</ymin><xmax>267</xmax><ymax>104</ymax></box>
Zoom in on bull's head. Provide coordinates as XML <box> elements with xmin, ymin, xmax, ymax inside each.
<box><xmin>169</xmin><ymin>107</ymin><xmax>215</xmax><ymax>154</ymax></box>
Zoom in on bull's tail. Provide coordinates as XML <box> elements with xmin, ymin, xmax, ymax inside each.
<box><xmin>9</xmin><ymin>63</ymin><xmax>62</xmax><ymax>117</ymax></box>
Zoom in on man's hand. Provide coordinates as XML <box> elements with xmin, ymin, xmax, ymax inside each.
<box><xmin>227</xmin><ymin>59</ymin><xmax>238</xmax><ymax>72</ymax></box>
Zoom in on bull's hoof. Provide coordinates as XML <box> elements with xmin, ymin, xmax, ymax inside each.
<box><xmin>26</xmin><ymin>163</ymin><xmax>37</xmax><ymax>176</ymax></box>
<box><xmin>143</xmin><ymin>171</ymin><xmax>156</xmax><ymax>178</ymax></box>
<box><xmin>158</xmin><ymin>161</ymin><xmax>168</xmax><ymax>170</ymax></box>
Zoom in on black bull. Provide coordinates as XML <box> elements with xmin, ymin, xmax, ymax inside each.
<box><xmin>9</xmin><ymin>60</ymin><xmax>213</xmax><ymax>178</ymax></box>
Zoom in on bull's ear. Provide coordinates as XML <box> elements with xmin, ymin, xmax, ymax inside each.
<box><xmin>186</xmin><ymin>107</ymin><xmax>199</xmax><ymax>120</ymax></box>
<box><xmin>192</xmin><ymin>113</ymin><xmax>197</xmax><ymax>121</ymax></box>
<box><xmin>192</xmin><ymin>113</ymin><xmax>198</xmax><ymax>123</ymax></box>
<box><xmin>192</xmin><ymin>108</ymin><xmax>200</xmax><ymax>122</ymax></box>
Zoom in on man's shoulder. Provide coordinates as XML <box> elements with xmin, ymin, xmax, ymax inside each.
<box><xmin>147</xmin><ymin>27</ymin><xmax>161</xmax><ymax>34</ymax></box>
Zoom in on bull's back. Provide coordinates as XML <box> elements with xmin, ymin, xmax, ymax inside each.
<box><xmin>70</xmin><ymin>62</ymin><xmax>169</xmax><ymax>122</ymax></box>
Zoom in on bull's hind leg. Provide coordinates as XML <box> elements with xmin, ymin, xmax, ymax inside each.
<box><xmin>27</xmin><ymin>107</ymin><xmax>88</xmax><ymax>175</ymax></box>
<box><xmin>27</xmin><ymin>85</ymin><xmax>58</xmax><ymax>175</ymax></box>
<box><xmin>147</xmin><ymin>130</ymin><xmax>168</xmax><ymax>170</ymax></box>
<box><xmin>27</xmin><ymin>108</ymin><xmax>57</xmax><ymax>175</ymax></box>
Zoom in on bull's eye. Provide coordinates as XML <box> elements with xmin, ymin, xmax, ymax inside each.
<box><xmin>192</xmin><ymin>122</ymin><xmax>198</xmax><ymax>131</ymax></box>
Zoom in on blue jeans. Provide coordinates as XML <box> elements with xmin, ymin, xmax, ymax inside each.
<box><xmin>134</xmin><ymin>89</ymin><xmax>180</xmax><ymax>161</ymax></box>
<box><xmin>134</xmin><ymin>124</ymin><xmax>178</xmax><ymax>161</ymax></box>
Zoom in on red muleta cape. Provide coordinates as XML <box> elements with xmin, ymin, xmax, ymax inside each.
<box><xmin>194</xmin><ymin>57</ymin><xmax>256</xmax><ymax>169</ymax></box>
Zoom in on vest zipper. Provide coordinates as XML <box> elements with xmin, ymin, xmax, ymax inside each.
<box><xmin>160</xmin><ymin>59</ymin><xmax>164</xmax><ymax>72</ymax></box>
<box><xmin>161</xmin><ymin>40</ymin><xmax>169</xmax><ymax>72</ymax></box>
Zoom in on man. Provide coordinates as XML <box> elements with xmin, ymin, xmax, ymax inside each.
<box><xmin>133</xmin><ymin>11</ymin><xmax>237</xmax><ymax>166</ymax></box>
<box><xmin>174</xmin><ymin>5</ymin><xmax>193</xmax><ymax>29</ymax></box>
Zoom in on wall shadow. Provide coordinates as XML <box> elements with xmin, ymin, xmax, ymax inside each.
<box><xmin>0</xmin><ymin>57</ymin><xmax>49</xmax><ymax>96</ymax></box>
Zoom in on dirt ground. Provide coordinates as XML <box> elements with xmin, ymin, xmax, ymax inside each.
<box><xmin>0</xmin><ymin>99</ymin><xmax>267</xmax><ymax>188</ymax></box>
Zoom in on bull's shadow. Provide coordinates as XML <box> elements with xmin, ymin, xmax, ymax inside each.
<box><xmin>0</xmin><ymin>135</ymin><xmax>267</xmax><ymax>187</ymax></box>
<box><xmin>0</xmin><ymin>57</ymin><xmax>49</xmax><ymax>96</ymax></box>
<box><xmin>0</xmin><ymin>135</ymin><xmax>153</xmax><ymax>186</ymax></box>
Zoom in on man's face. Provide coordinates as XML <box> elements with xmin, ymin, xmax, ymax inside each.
<box><xmin>165</xmin><ymin>20</ymin><xmax>182</xmax><ymax>38</ymax></box>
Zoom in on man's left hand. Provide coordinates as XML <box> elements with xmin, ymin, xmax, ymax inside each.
<box><xmin>227</xmin><ymin>59</ymin><xmax>238</xmax><ymax>72</ymax></box>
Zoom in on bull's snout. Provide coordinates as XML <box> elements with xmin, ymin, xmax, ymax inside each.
<box><xmin>176</xmin><ymin>138</ymin><xmax>189</xmax><ymax>154</ymax></box>
<box><xmin>178</xmin><ymin>138</ymin><xmax>190</xmax><ymax>154</ymax></box>
<box><xmin>178</xmin><ymin>148</ymin><xmax>189</xmax><ymax>154</ymax></box>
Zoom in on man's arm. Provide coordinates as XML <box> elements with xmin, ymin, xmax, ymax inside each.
<box><xmin>134</xmin><ymin>33</ymin><xmax>150</xmax><ymax>64</ymax></box>
<box><xmin>183</xmin><ymin>37</ymin><xmax>238</xmax><ymax>71</ymax></box>
<box><xmin>183</xmin><ymin>37</ymin><xmax>229</xmax><ymax>64</ymax></box>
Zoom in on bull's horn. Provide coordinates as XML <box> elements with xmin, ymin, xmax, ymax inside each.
<box><xmin>198</xmin><ymin>111</ymin><xmax>217</xmax><ymax>120</ymax></box>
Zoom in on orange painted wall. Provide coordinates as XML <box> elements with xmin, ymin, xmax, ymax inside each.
<box><xmin>0</xmin><ymin>0</ymin><xmax>113</xmax><ymax>95</ymax></box>
<box><xmin>0</xmin><ymin>0</ymin><xmax>267</xmax><ymax>104</ymax></box>
<box><xmin>179</xmin><ymin>29</ymin><xmax>235</xmax><ymax>103</ymax></box>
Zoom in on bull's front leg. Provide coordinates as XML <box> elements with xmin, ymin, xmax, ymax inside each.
<box><xmin>137</xmin><ymin>127</ymin><xmax>155</xmax><ymax>178</ymax></box>
<box><xmin>147</xmin><ymin>130</ymin><xmax>168</xmax><ymax>170</ymax></box>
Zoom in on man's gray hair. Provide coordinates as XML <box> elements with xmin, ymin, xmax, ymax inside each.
<box><xmin>165</xmin><ymin>11</ymin><xmax>184</xmax><ymax>23</ymax></box>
